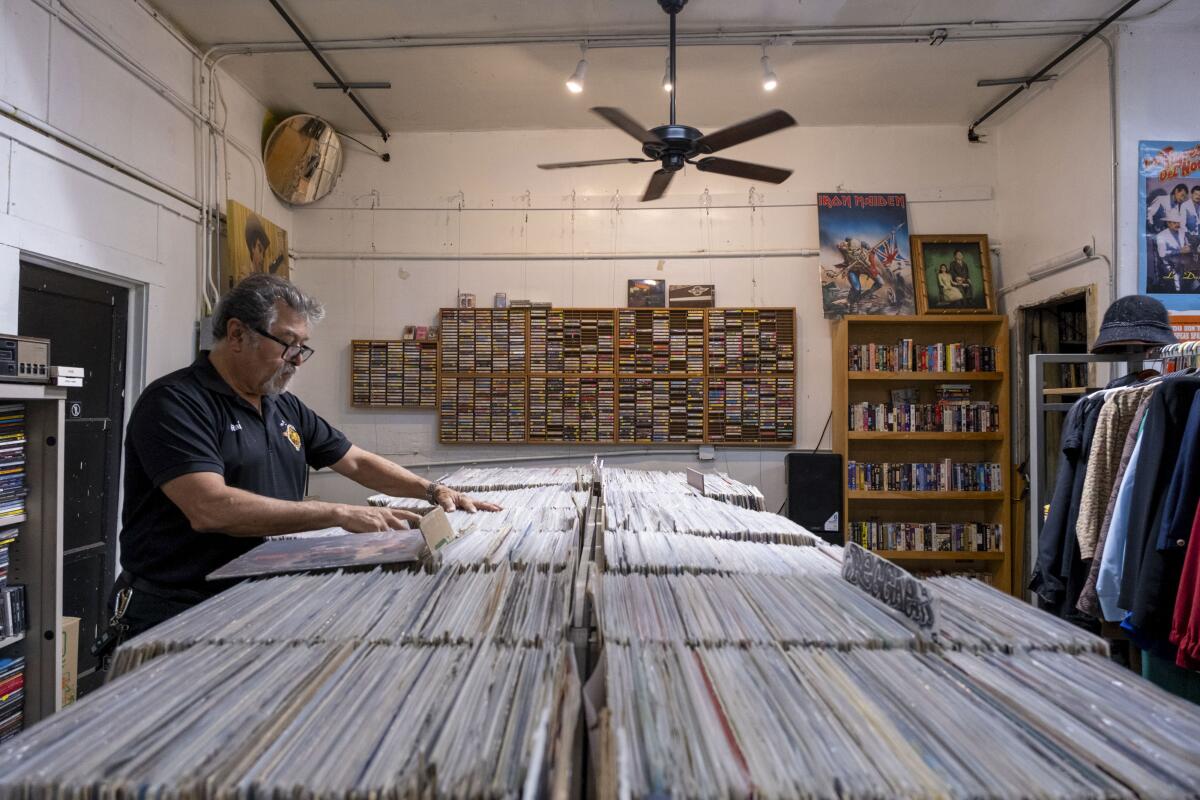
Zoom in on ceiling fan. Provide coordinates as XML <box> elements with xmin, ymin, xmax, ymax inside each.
<box><xmin>538</xmin><ymin>0</ymin><xmax>797</xmax><ymax>202</ymax></box>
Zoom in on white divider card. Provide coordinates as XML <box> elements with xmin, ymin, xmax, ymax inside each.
<box><xmin>841</xmin><ymin>542</ymin><xmax>936</xmax><ymax>630</ymax></box>
<box><xmin>419</xmin><ymin>507</ymin><xmax>456</xmax><ymax>552</ymax></box>
<box><xmin>686</xmin><ymin>468</ymin><xmax>706</xmax><ymax>495</ymax></box>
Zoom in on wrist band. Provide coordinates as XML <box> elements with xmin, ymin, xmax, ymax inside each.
<box><xmin>425</xmin><ymin>482</ymin><xmax>445</xmax><ymax>505</ymax></box>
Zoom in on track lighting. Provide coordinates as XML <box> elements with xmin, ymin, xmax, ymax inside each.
<box><xmin>662</xmin><ymin>58</ymin><xmax>673</xmax><ymax>92</ymax></box>
<box><xmin>566</xmin><ymin>45</ymin><xmax>588</xmax><ymax>94</ymax></box>
<box><xmin>761</xmin><ymin>45</ymin><xmax>778</xmax><ymax>92</ymax></box>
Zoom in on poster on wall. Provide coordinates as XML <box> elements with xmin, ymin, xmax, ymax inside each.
<box><xmin>668</xmin><ymin>284</ymin><xmax>715</xmax><ymax>307</ymax></box>
<box><xmin>628</xmin><ymin>279</ymin><xmax>666</xmax><ymax>307</ymax></box>
<box><xmin>817</xmin><ymin>192</ymin><xmax>915</xmax><ymax>318</ymax></box>
<box><xmin>1170</xmin><ymin>313</ymin><xmax>1200</xmax><ymax>341</ymax></box>
<box><xmin>223</xmin><ymin>200</ymin><xmax>290</xmax><ymax>292</ymax></box>
<box><xmin>1139</xmin><ymin>141</ymin><xmax>1200</xmax><ymax>307</ymax></box>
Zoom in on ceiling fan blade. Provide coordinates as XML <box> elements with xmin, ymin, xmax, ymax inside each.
<box><xmin>695</xmin><ymin>110</ymin><xmax>797</xmax><ymax>153</ymax></box>
<box><xmin>538</xmin><ymin>158</ymin><xmax>651</xmax><ymax>169</ymax></box>
<box><xmin>592</xmin><ymin>107</ymin><xmax>664</xmax><ymax>145</ymax></box>
<box><xmin>695</xmin><ymin>157</ymin><xmax>792</xmax><ymax>184</ymax></box>
<box><xmin>642</xmin><ymin>169</ymin><xmax>674</xmax><ymax>202</ymax></box>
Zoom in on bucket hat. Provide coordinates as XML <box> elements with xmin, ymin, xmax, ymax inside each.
<box><xmin>1091</xmin><ymin>294</ymin><xmax>1177</xmax><ymax>353</ymax></box>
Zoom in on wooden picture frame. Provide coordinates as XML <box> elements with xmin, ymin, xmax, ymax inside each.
<box><xmin>911</xmin><ymin>235</ymin><xmax>995</xmax><ymax>314</ymax></box>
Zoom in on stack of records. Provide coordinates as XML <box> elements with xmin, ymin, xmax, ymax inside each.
<box><xmin>0</xmin><ymin>527</ymin><xmax>15</xmax><ymax>592</ymax></box>
<box><xmin>604</xmin><ymin>488</ymin><xmax>816</xmax><ymax>544</ymax></box>
<box><xmin>0</xmin><ymin>586</ymin><xmax>23</xmax><ymax>639</ymax></box>
<box><xmin>5</xmin><ymin>642</ymin><xmax>578</xmax><ymax>798</ymax></box>
<box><xmin>603</xmin><ymin>529</ymin><xmax>840</xmax><ymax>576</ymax></box>
<box><xmin>437</xmin><ymin>466</ymin><xmax>590</xmax><ymax>492</ymax></box>
<box><xmin>0</xmin><ymin>407</ymin><xmax>24</xmax><ymax>524</ymax></box>
<box><xmin>0</xmin><ymin>656</ymin><xmax>22</xmax><ymax>743</ymax></box>
<box><xmin>602</xmin><ymin>467</ymin><xmax>765</xmax><ymax>509</ymax></box>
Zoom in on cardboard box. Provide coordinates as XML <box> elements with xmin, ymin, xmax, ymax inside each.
<box><xmin>61</xmin><ymin>616</ymin><xmax>80</xmax><ymax>707</ymax></box>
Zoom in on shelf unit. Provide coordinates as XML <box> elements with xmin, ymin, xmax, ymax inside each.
<box><xmin>1</xmin><ymin>384</ymin><xmax>65</xmax><ymax>728</ymax></box>
<box><xmin>833</xmin><ymin>315</ymin><xmax>1013</xmax><ymax>593</ymax></box>
<box><xmin>350</xmin><ymin>339</ymin><xmax>438</xmax><ymax>408</ymax></box>
<box><xmin>435</xmin><ymin>307</ymin><xmax>796</xmax><ymax>446</ymax></box>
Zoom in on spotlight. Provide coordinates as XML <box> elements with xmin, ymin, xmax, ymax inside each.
<box><xmin>761</xmin><ymin>46</ymin><xmax>778</xmax><ymax>92</ymax></box>
<box><xmin>566</xmin><ymin>46</ymin><xmax>588</xmax><ymax>94</ymax></box>
<box><xmin>662</xmin><ymin>57</ymin><xmax>673</xmax><ymax>92</ymax></box>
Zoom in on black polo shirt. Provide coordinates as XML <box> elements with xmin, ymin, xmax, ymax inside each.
<box><xmin>119</xmin><ymin>353</ymin><xmax>351</xmax><ymax>592</ymax></box>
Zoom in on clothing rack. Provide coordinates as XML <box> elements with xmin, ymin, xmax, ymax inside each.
<box><xmin>1027</xmin><ymin>351</ymin><xmax>1150</xmax><ymax>584</ymax></box>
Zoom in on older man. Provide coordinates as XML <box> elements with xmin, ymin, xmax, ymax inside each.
<box><xmin>108</xmin><ymin>273</ymin><xmax>498</xmax><ymax>638</ymax></box>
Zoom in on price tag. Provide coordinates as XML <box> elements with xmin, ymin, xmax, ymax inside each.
<box><xmin>841</xmin><ymin>542</ymin><xmax>936</xmax><ymax>629</ymax></box>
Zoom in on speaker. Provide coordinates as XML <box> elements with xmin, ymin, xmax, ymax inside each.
<box><xmin>784</xmin><ymin>452</ymin><xmax>843</xmax><ymax>545</ymax></box>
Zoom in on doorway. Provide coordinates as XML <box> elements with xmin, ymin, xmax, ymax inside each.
<box><xmin>18</xmin><ymin>263</ymin><xmax>128</xmax><ymax>697</ymax></box>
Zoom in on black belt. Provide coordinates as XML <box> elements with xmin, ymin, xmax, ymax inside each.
<box><xmin>115</xmin><ymin>571</ymin><xmax>214</xmax><ymax>606</ymax></box>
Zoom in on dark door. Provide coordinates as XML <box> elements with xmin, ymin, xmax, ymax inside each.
<box><xmin>19</xmin><ymin>264</ymin><xmax>128</xmax><ymax>697</ymax></box>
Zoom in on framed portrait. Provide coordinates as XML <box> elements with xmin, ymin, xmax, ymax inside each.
<box><xmin>223</xmin><ymin>200</ymin><xmax>289</xmax><ymax>292</ymax></box>
<box><xmin>627</xmin><ymin>279</ymin><xmax>666</xmax><ymax>308</ymax></box>
<box><xmin>911</xmin><ymin>235</ymin><xmax>995</xmax><ymax>314</ymax></box>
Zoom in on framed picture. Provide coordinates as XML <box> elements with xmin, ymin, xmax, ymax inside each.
<box><xmin>911</xmin><ymin>235</ymin><xmax>995</xmax><ymax>314</ymax></box>
<box><xmin>457</xmin><ymin>292</ymin><xmax>476</xmax><ymax>309</ymax></box>
<box><xmin>669</xmin><ymin>284</ymin><xmax>715</xmax><ymax>308</ymax></box>
<box><xmin>628</xmin><ymin>279</ymin><xmax>666</xmax><ymax>308</ymax></box>
<box><xmin>223</xmin><ymin>200</ymin><xmax>289</xmax><ymax>292</ymax></box>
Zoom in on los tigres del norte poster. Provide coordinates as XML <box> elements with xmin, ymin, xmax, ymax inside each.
<box><xmin>817</xmin><ymin>192</ymin><xmax>915</xmax><ymax>318</ymax></box>
<box><xmin>1140</xmin><ymin>140</ymin><xmax>1200</xmax><ymax>308</ymax></box>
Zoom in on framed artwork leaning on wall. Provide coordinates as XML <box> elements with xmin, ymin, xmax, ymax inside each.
<box><xmin>911</xmin><ymin>234</ymin><xmax>995</xmax><ymax>314</ymax></box>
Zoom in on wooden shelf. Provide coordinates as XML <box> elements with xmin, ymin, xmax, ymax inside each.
<box><xmin>1042</xmin><ymin>386</ymin><xmax>1097</xmax><ymax>397</ymax></box>
<box><xmin>867</xmin><ymin>550</ymin><xmax>1006</xmax><ymax>561</ymax></box>
<box><xmin>848</xmin><ymin>371</ymin><xmax>1001</xmax><ymax>382</ymax></box>
<box><xmin>833</xmin><ymin>313</ymin><xmax>1015</xmax><ymax>595</ymax></box>
<box><xmin>838</xmin><ymin>314</ymin><xmax>1006</xmax><ymax>326</ymax></box>
<box><xmin>847</xmin><ymin>490</ymin><xmax>1005</xmax><ymax>501</ymax></box>
<box><xmin>847</xmin><ymin>431</ymin><xmax>1003</xmax><ymax>441</ymax></box>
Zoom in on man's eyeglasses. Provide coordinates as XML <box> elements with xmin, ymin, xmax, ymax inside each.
<box><xmin>252</xmin><ymin>326</ymin><xmax>315</xmax><ymax>363</ymax></box>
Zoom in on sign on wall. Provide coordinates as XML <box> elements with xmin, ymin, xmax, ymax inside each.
<box><xmin>223</xmin><ymin>200</ymin><xmax>290</xmax><ymax>293</ymax></box>
<box><xmin>1139</xmin><ymin>141</ymin><xmax>1200</xmax><ymax>309</ymax></box>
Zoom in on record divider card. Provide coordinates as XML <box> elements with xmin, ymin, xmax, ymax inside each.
<box><xmin>433</xmin><ymin>307</ymin><xmax>795</xmax><ymax>446</ymax></box>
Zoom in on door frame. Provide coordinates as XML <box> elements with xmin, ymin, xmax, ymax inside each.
<box><xmin>18</xmin><ymin>251</ymin><xmax>149</xmax><ymax>569</ymax></box>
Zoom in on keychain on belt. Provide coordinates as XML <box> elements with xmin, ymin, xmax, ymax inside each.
<box><xmin>91</xmin><ymin>586</ymin><xmax>133</xmax><ymax>667</ymax></box>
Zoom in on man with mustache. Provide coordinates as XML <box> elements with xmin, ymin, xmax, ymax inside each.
<box><xmin>107</xmin><ymin>274</ymin><xmax>499</xmax><ymax>638</ymax></box>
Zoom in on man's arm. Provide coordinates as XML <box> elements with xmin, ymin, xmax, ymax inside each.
<box><xmin>328</xmin><ymin>445</ymin><xmax>502</xmax><ymax>512</ymax></box>
<box><xmin>161</xmin><ymin>471</ymin><xmax>420</xmax><ymax>536</ymax></box>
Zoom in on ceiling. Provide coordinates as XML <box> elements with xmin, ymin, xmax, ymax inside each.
<box><xmin>143</xmin><ymin>0</ymin><xmax>1188</xmax><ymax>135</ymax></box>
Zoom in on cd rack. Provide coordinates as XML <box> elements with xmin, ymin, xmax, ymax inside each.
<box><xmin>350</xmin><ymin>340</ymin><xmax>438</xmax><ymax>408</ymax></box>
<box><xmin>437</xmin><ymin>307</ymin><xmax>797</xmax><ymax>445</ymax></box>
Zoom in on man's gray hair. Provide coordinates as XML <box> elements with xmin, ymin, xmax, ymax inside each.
<box><xmin>212</xmin><ymin>273</ymin><xmax>325</xmax><ymax>339</ymax></box>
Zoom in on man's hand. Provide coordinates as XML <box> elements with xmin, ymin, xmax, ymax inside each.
<box><xmin>335</xmin><ymin>504</ymin><xmax>422</xmax><ymax>533</ymax></box>
<box><xmin>431</xmin><ymin>486</ymin><xmax>502</xmax><ymax>513</ymax></box>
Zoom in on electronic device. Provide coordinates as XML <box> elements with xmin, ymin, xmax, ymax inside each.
<box><xmin>0</xmin><ymin>335</ymin><xmax>50</xmax><ymax>383</ymax></box>
<box><xmin>784</xmin><ymin>452</ymin><xmax>843</xmax><ymax>545</ymax></box>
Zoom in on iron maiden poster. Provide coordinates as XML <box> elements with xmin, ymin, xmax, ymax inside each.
<box><xmin>818</xmin><ymin>192</ymin><xmax>915</xmax><ymax>318</ymax></box>
<box><xmin>1140</xmin><ymin>140</ymin><xmax>1200</xmax><ymax>307</ymax></box>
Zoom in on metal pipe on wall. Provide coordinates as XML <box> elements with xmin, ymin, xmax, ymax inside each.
<box><xmin>292</xmin><ymin>248</ymin><xmax>819</xmax><ymax>261</ymax></box>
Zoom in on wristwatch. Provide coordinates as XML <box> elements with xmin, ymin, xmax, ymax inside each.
<box><xmin>425</xmin><ymin>482</ymin><xmax>446</xmax><ymax>505</ymax></box>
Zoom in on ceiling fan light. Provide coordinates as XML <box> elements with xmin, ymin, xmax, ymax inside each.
<box><xmin>566</xmin><ymin>57</ymin><xmax>588</xmax><ymax>94</ymax></box>
<box><xmin>761</xmin><ymin>54</ymin><xmax>778</xmax><ymax>92</ymax></box>
<box><xmin>662</xmin><ymin>58</ymin><xmax>673</xmax><ymax>92</ymax></box>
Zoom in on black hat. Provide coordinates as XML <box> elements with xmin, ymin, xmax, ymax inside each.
<box><xmin>1091</xmin><ymin>294</ymin><xmax>1177</xmax><ymax>353</ymax></box>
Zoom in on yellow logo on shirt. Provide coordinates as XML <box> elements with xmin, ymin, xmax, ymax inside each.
<box><xmin>282</xmin><ymin>422</ymin><xmax>302</xmax><ymax>451</ymax></box>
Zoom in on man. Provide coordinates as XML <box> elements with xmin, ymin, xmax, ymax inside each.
<box><xmin>1148</xmin><ymin>183</ymin><xmax>1190</xmax><ymax>232</ymax></box>
<box><xmin>1156</xmin><ymin>209</ymin><xmax>1192</xmax><ymax>291</ymax></box>
<box><xmin>107</xmin><ymin>274</ymin><xmax>499</xmax><ymax>639</ymax></box>
<box><xmin>949</xmin><ymin>250</ymin><xmax>974</xmax><ymax>302</ymax></box>
<box><xmin>836</xmin><ymin>237</ymin><xmax>881</xmax><ymax>310</ymax></box>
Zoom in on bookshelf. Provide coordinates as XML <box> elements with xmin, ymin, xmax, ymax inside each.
<box><xmin>436</xmin><ymin>307</ymin><xmax>796</xmax><ymax>446</ymax></box>
<box><xmin>350</xmin><ymin>340</ymin><xmax>438</xmax><ymax>408</ymax></box>
<box><xmin>833</xmin><ymin>315</ymin><xmax>1014</xmax><ymax>594</ymax></box>
<box><xmin>1</xmin><ymin>384</ymin><xmax>65</xmax><ymax>731</ymax></box>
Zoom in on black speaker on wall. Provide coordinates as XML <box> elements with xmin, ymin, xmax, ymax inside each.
<box><xmin>784</xmin><ymin>452</ymin><xmax>843</xmax><ymax>545</ymax></box>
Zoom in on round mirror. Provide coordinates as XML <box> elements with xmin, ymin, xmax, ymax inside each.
<box><xmin>264</xmin><ymin>114</ymin><xmax>344</xmax><ymax>205</ymax></box>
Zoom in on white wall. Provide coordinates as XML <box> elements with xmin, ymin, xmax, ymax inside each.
<box><xmin>289</xmin><ymin>124</ymin><xmax>998</xmax><ymax>510</ymax></box>
<box><xmin>1114</xmin><ymin>16</ymin><xmax>1200</xmax><ymax>299</ymax></box>
<box><xmin>993</xmin><ymin>42</ymin><xmax>1114</xmax><ymax>322</ymax></box>
<box><xmin>0</xmin><ymin>0</ymin><xmax>285</xmax><ymax>384</ymax></box>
